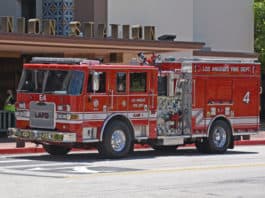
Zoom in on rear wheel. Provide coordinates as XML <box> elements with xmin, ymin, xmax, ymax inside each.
<box><xmin>102</xmin><ymin>120</ymin><xmax>133</xmax><ymax>158</ymax></box>
<box><xmin>43</xmin><ymin>144</ymin><xmax>71</xmax><ymax>155</ymax></box>
<box><xmin>207</xmin><ymin>120</ymin><xmax>231</xmax><ymax>154</ymax></box>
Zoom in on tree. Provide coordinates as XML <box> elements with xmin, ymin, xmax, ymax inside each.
<box><xmin>255</xmin><ymin>0</ymin><xmax>265</xmax><ymax>117</ymax></box>
<box><xmin>254</xmin><ymin>0</ymin><xmax>265</xmax><ymax>72</ymax></box>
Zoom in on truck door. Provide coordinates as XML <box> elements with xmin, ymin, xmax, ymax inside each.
<box><xmin>85</xmin><ymin>71</ymin><xmax>110</xmax><ymax>118</ymax></box>
<box><xmin>110</xmin><ymin>71</ymin><xmax>128</xmax><ymax>112</ymax></box>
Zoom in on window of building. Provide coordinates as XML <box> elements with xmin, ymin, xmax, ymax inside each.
<box><xmin>130</xmin><ymin>72</ymin><xmax>147</xmax><ymax>92</ymax></box>
<box><xmin>21</xmin><ymin>0</ymin><xmax>36</xmax><ymax>20</ymax></box>
<box><xmin>110</xmin><ymin>53</ymin><xmax>123</xmax><ymax>63</ymax></box>
<box><xmin>116</xmin><ymin>72</ymin><xmax>126</xmax><ymax>92</ymax></box>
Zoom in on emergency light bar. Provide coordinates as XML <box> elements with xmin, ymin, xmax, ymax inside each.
<box><xmin>31</xmin><ymin>57</ymin><xmax>100</xmax><ymax>65</ymax></box>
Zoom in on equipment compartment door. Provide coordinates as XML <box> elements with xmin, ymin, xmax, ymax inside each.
<box><xmin>233</xmin><ymin>79</ymin><xmax>259</xmax><ymax>126</ymax></box>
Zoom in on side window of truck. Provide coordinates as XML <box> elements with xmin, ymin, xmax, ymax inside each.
<box><xmin>130</xmin><ymin>72</ymin><xmax>147</xmax><ymax>92</ymax></box>
<box><xmin>87</xmin><ymin>72</ymin><xmax>106</xmax><ymax>93</ymax></box>
<box><xmin>116</xmin><ymin>72</ymin><xmax>126</xmax><ymax>92</ymax></box>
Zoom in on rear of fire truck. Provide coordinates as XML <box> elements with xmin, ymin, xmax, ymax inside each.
<box><xmin>154</xmin><ymin>58</ymin><xmax>261</xmax><ymax>154</ymax></box>
<box><xmin>191</xmin><ymin>60</ymin><xmax>261</xmax><ymax>153</ymax></box>
<box><xmin>9</xmin><ymin>57</ymin><xmax>89</xmax><ymax>155</ymax></box>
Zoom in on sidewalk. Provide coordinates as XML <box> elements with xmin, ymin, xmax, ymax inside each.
<box><xmin>235</xmin><ymin>131</ymin><xmax>265</xmax><ymax>146</ymax></box>
<box><xmin>0</xmin><ymin>140</ymin><xmax>44</xmax><ymax>154</ymax></box>
<box><xmin>0</xmin><ymin>131</ymin><xmax>265</xmax><ymax>155</ymax></box>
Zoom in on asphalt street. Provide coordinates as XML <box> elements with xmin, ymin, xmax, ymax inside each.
<box><xmin>0</xmin><ymin>146</ymin><xmax>265</xmax><ymax>198</ymax></box>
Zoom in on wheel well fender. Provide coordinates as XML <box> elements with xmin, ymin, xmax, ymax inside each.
<box><xmin>207</xmin><ymin>115</ymin><xmax>234</xmax><ymax>137</ymax></box>
<box><xmin>100</xmin><ymin>113</ymin><xmax>134</xmax><ymax>141</ymax></box>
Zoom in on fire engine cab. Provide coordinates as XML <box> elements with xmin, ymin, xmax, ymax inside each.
<box><xmin>9</xmin><ymin>57</ymin><xmax>260</xmax><ymax>158</ymax></box>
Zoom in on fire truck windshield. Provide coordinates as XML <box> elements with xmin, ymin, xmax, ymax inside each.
<box><xmin>17</xmin><ymin>69</ymin><xmax>84</xmax><ymax>95</ymax></box>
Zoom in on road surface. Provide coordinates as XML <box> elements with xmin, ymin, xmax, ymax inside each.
<box><xmin>0</xmin><ymin>146</ymin><xmax>265</xmax><ymax>198</ymax></box>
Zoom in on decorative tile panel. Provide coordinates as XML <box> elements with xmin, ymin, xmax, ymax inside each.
<box><xmin>42</xmin><ymin>0</ymin><xmax>74</xmax><ymax>35</ymax></box>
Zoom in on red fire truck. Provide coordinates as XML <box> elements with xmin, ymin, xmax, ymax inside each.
<box><xmin>9</xmin><ymin>57</ymin><xmax>260</xmax><ymax>158</ymax></box>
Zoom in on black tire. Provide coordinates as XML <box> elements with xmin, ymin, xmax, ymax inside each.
<box><xmin>102</xmin><ymin>120</ymin><xmax>133</xmax><ymax>158</ymax></box>
<box><xmin>43</xmin><ymin>144</ymin><xmax>71</xmax><ymax>155</ymax></box>
<box><xmin>151</xmin><ymin>145</ymin><xmax>178</xmax><ymax>152</ymax></box>
<box><xmin>207</xmin><ymin>120</ymin><xmax>232</xmax><ymax>154</ymax></box>
<box><xmin>195</xmin><ymin>140</ymin><xmax>209</xmax><ymax>153</ymax></box>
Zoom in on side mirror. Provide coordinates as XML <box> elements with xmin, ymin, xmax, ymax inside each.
<box><xmin>92</xmin><ymin>72</ymin><xmax>100</xmax><ymax>92</ymax></box>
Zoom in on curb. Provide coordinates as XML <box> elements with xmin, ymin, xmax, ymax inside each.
<box><xmin>235</xmin><ymin>140</ymin><xmax>265</xmax><ymax>146</ymax></box>
<box><xmin>0</xmin><ymin>147</ymin><xmax>44</xmax><ymax>155</ymax></box>
<box><xmin>0</xmin><ymin>140</ymin><xmax>265</xmax><ymax>155</ymax></box>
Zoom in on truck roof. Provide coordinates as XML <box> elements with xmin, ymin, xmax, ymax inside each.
<box><xmin>25</xmin><ymin>57</ymin><xmax>157</xmax><ymax>71</ymax></box>
<box><xmin>23</xmin><ymin>63</ymin><xmax>158</xmax><ymax>71</ymax></box>
<box><xmin>179</xmin><ymin>57</ymin><xmax>259</xmax><ymax>64</ymax></box>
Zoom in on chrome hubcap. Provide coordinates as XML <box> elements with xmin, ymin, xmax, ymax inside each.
<box><xmin>111</xmin><ymin>130</ymin><xmax>126</xmax><ymax>152</ymax></box>
<box><xmin>213</xmin><ymin>127</ymin><xmax>227</xmax><ymax>148</ymax></box>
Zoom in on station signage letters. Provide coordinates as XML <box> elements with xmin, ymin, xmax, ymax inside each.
<box><xmin>0</xmin><ymin>16</ymin><xmax>156</xmax><ymax>41</ymax></box>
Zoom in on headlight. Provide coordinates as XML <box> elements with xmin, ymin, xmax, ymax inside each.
<box><xmin>57</xmin><ymin>113</ymin><xmax>71</xmax><ymax>120</ymax></box>
<box><xmin>18</xmin><ymin>102</ymin><xmax>26</xmax><ymax>109</ymax></box>
<box><xmin>57</xmin><ymin>105</ymin><xmax>64</xmax><ymax>111</ymax></box>
<box><xmin>57</xmin><ymin>113</ymin><xmax>79</xmax><ymax>120</ymax></box>
<box><xmin>16</xmin><ymin>110</ymin><xmax>29</xmax><ymax>117</ymax></box>
<box><xmin>57</xmin><ymin>104</ymin><xmax>71</xmax><ymax>112</ymax></box>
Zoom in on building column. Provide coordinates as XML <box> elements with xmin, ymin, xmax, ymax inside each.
<box><xmin>42</xmin><ymin>0</ymin><xmax>74</xmax><ymax>35</ymax></box>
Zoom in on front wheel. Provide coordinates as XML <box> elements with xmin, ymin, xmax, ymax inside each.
<box><xmin>207</xmin><ymin>120</ymin><xmax>232</xmax><ymax>154</ymax></box>
<box><xmin>43</xmin><ymin>144</ymin><xmax>71</xmax><ymax>155</ymax></box>
<box><xmin>102</xmin><ymin>120</ymin><xmax>133</xmax><ymax>158</ymax></box>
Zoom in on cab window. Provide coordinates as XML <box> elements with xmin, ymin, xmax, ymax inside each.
<box><xmin>87</xmin><ymin>72</ymin><xmax>106</xmax><ymax>93</ymax></box>
<box><xmin>116</xmin><ymin>72</ymin><xmax>126</xmax><ymax>92</ymax></box>
<box><xmin>130</xmin><ymin>72</ymin><xmax>147</xmax><ymax>92</ymax></box>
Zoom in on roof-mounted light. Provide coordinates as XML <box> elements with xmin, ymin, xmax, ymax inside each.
<box><xmin>31</xmin><ymin>57</ymin><xmax>101</xmax><ymax>65</ymax></box>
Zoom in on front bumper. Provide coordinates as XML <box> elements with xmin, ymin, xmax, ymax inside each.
<box><xmin>8</xmin><ymin>128</ymin><xmax>76</xmax><ymax>143</ymax></box>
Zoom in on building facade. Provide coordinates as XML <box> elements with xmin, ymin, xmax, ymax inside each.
<box><xmin>0</xmin><ymin>0</ymin><xmax>254</xmax><ymax>52</ymax></box>
<box><xmin>0</xmin><ymin>0</ymin><xmax>255</xmax><ymax>108</ymax></box>
<box><xmin>107</xmin><ymin>0</ymin><xmax>253</xmax><ymax>52</ymax></box>
<box><xmin>193</xmin><ymin>0</ymin><xmax>253</xmax><ymax>52</ymax></box>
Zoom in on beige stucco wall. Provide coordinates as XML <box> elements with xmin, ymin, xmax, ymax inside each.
<box><xmin>193</xmin><ymin>0</ymin><xmax>254</xmax><ymax>52</ymax></box>
<box><xmin>107</xmin><ymin>0</ymin><xmax>254</xmax><ymax>52</ymax></box>
<box><xmin>107</xmin><ymin>0</ymin><xmax>194</xmax><ymax>41</ymax></box>
<box><xmin>0</xmin><ymin>0</ymin><xmax>254</xmax><ymax>53</ymax></box>
<box><xmin>0</xmin><ymin>0</ymin><xmax>20</xmax><ymax>18</ymax></box>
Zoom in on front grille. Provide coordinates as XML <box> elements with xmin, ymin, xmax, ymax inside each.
<box><xmin>30</xmin><ymin>102</ymin><xmax>55</xmax><ymax>129</ymax></box>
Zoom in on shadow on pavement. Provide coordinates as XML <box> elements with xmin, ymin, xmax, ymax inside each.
<box><xmin>12</xmin><ymin>148</ymin><xmax>258</xmax><ymax>163</ymax></box>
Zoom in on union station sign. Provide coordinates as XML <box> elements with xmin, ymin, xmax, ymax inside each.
<box><xmin>0</xmin><ymin>16</ymin><xmax>156</xmax><ymax>41</ymax></box>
